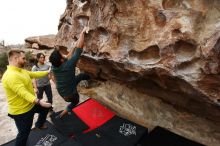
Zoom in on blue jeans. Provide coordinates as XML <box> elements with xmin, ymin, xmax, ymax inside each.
<box><xmin>37</xmin><ymin>84</ymin><xmax>53</xmax><ymax>104</ymax></box>
<box><xmin>65</xmin><ymin>93</ymin><xmax>80</xmax><ymax>112</ymax></box>
<box><xmin>8</xmin><ymin>105</ymin><xmax>49</xmax><ymax>146</ymax></box>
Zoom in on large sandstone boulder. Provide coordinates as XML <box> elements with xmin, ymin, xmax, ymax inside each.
<box><xmin>55</xmin><ymin>0</ymin><xmax>220</xmax><ymax>145</ymax></box>
<box><xmin>57</xmin><ymin>0</ymin><xmax>220</xmax><ymax>120</ymax></box>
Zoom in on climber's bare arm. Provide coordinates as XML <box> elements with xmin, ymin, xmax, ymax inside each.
<box><xmin>66</xmin><ymin>27</ymin><xmax>89</xmax><ymax>59</ymax></box>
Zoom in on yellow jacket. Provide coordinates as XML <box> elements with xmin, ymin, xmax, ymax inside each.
<box><xmin>2</xmin><ymin>65</ymin><xmax>48</xmax><ymax>115</ymax></box>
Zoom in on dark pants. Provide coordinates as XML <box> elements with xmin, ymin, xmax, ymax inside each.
<box><xmin>8</xmin><ymin>105</ymin><xmax>49</xmax><ymax>146</ymax></box>
<box><xmin>65</xmin><ymin>73</ymin><xmax>90</xmax><ymax>112</ymax></box>
<box><xmin>37</xmin><ymin>84</ymin><xmax>53</xmax><ymax>104</ymax></box>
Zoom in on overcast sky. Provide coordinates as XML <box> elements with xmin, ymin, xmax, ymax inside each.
<box><xmin>0</xmin><ymin>0</ymin><xmax>66</xmax><ymax>45</ymax></box>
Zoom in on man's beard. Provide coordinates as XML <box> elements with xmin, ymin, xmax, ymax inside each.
<box><xmin>18</xmin><ymin>63</ymin><xmax>25</xmax><ymax>68</ymax></box>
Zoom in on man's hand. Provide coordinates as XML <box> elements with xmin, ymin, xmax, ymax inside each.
<box><xmin>82</xmin><ymin>26</ymin><xmax>90</xmax><ymax>34</ymax></box>
<box><xmin>75</xmin><ymin>26</ymin><xmax>88</xmax><ymax>49</ymax></box>
<box><xmin>34</xmin><ymin>88</ymin><xmax>38</xmax><ymax>94</ymax></box>
<box><xmin>39</xmin><ymin>100</ymin><xmax>52</xmax><ymax>108</ymax></box>
<box><xmin>35</xmin><ymin>99</ymin><xmax>52</xmax><ymax>108</ymax></box>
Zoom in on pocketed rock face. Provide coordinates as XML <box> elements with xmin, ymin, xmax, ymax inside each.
<box><xmin>56</xmin><ymin>0</ymin><xmax>220</xmax><ymax>145</ymax></box>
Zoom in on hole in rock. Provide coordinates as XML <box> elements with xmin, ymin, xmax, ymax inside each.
<box><xmin>155</xmin><ymin>11</ymin><xmax>166</xmax><ymax>27</ymax></box>
<box><xmin>173</xmin><ymin>40</ymin><xmax>197</xmax><ymax>62</ymax></box>
<box><xmin>77</xmin><ymin>16</ymin><xmax>89</xmax><ymax>27</ymax></box>
<box><xmin>172</xmin><ymin>29</ymin><xmax>181</xmax><ymax>35</ymax></box>
<box><xmin>129</xmin><ymin>45</ymin><xmax>160</xmax><ymax>64</ymax></box>
<box><xmin>162</xmin><ymin>0</ymin><xmax>182</xmax><ymax>9</ymax></box>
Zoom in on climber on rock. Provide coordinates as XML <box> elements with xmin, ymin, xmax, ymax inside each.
<box><xmin>49</xmin><ymin>26</ymin><xmax>91</xmax><ymax>118</ymax></box>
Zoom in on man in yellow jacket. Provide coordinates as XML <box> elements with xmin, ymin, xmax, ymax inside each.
<box><xmin>2</xmin><ymin>49</ymin><xmax>52</xmax><ymax>146</ymax></box>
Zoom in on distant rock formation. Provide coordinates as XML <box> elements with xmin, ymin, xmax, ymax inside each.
<box><xmin>25</xmin><ymin>34</ymin><xmax>56</xmax><ymax>50</ymax></box>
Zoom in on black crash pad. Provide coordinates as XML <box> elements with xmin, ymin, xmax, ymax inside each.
<box><xmin>136</xmin><ymin>126</ymin><xmax>205</xmax><ymax>146</ymax></box>
<box><xmin>59</xmin><ymin>139</ymin><xmax>82</xmax><ymax>146</ymax></box>
<box><xmin>50</xmin><ymin>111</ymin><xmax>89</xmax><ymax>137</ymax></box>
<box><xmin>2</xmin><ymin>121</ymin><xmax>68</xmax><ymax>146</ymax></box>
<box><xmin>77</xmin><ymin>116</ymin><xmax>148</xmax><ymax>146</ymax></box>
<box><xmin>27</xmin><ymin>121</ymin><xmax>68</xmax><ymax>146</ymax></box>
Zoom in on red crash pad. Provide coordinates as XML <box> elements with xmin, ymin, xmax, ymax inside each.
<box><xmin>73</xmin><ymin>98</ymin><xmax>115</xmax><ymax>132</ymax></box>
